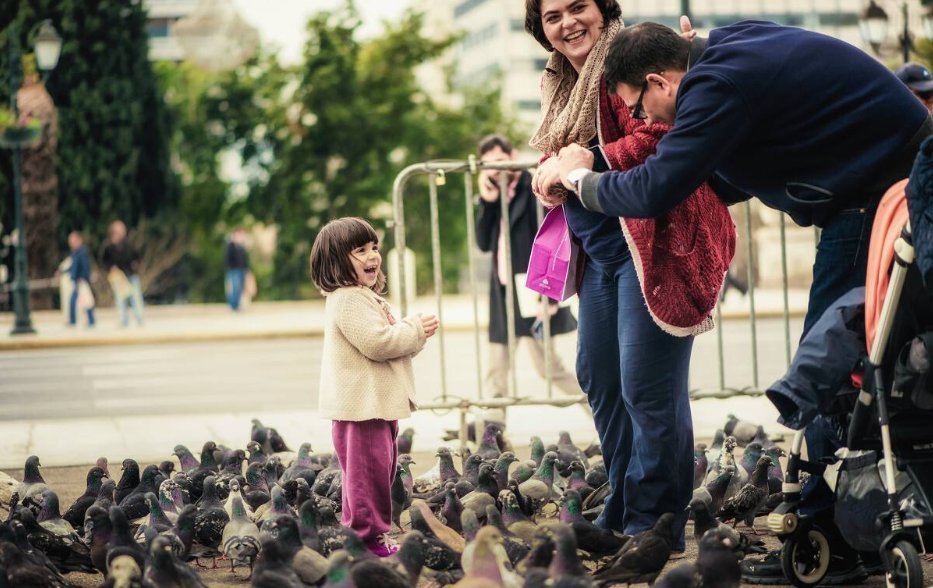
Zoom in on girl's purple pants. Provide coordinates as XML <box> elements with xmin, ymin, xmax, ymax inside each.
<box><xmin>331</xmin><ymin>419</ymin><xmax>398</xmax><ymax>544</ymax></box>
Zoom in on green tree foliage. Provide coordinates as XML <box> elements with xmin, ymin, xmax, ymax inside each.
<box><xmin>0</xmin><ymin>0</ymin><xmax>176</xmax><ymax>249</ymax></box>
<box><xmin>225</xmin><ymin>2</ymin><xmax>518</xmax><ymax>299</ymax></box>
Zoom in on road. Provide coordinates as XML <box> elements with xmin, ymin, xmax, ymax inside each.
<box><xmin>0</xmin><ymin>316</ymin><xmax>802</xmax><ymax>422</ymax></box>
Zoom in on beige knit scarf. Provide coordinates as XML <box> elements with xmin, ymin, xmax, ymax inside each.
<box><xmin>529</xmin><ymin>18</ymin><xmax>623</xmax><ymax>154</ymax></box>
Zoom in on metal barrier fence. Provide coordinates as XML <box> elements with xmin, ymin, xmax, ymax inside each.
<box><xmin>391</xmin><ymin>158</ymin><xmax>806</xmax><ymax>442</ymax></box>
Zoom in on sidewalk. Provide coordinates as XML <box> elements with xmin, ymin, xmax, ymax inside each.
<box><xmin>0</xmin><ymin>288</ymin><xmax>809</xmax><ymax>351</ymax></box>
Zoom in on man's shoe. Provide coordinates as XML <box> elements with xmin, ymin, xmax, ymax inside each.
<box><xmin>741</xmin><ymin>549</ymin><xmax>869</xmax><ymax>585</ymax></box>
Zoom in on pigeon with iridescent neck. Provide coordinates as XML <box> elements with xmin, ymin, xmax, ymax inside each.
<box><xmin>529</xmin><ymin>436</ymin><xmax>546</xmax><ymax>466</ymax></box>
<box><xmin>461</xmin><ymin>462</ymin><xmax>499</xmax><ymax>517</ymax></box>
<box><xmin>566</xmin><ymin>460</ymin><xmax>594</xmax><ymax>500</ymax></box>
<box><xmin>718</xmin><ymin>456</ymin><xmax>772</xmax><ymax>533</ymax></box>
<box><xmin>692</xmin><ymin>467</ymin><xmax>733</xmax><ymax>516</ymax></box>
<box><xmin>765</xmin><ymin>446</ymin><xmax>786</xmax><ymax>494</ymax></box>
<box><xmin>120</xmin><ymin>464</ymin><xmax>162</xmax><ymax>520</ymax></box>
<box><xmin>519</xmin><ymin>451</ymin><xmax>559</xmax><ymax>503</ymax></box>
<box><xmin>499</xmin><ymin>490</ymin><xmax>537</xmax><ymax>545</ymax></box>
<box><xmin>509</xmin><ymin>460</ymin><xmax>538</xmax><ymax>485</ymax></box>
<box><xmin>440</xmin><ymin>483</ymin><xmax>465</xmax><ymax>533</ymax></box>
<box><xmin>738</xmin><ymin>442</ymin><xmax>764</xmax><ymax>477</ymax></box>
<box><xmin>257</xmin><ymin>484</ymin><xmax>294</xmax><ymax>533</ymax></box>
<box><xmin>281</xmin><ymin>442</ymin><xmax>321</xmax><ymax>486</ymax></box>
<box><xmin>397</xmin><ymin>427</ymin><xmax>415</xmax><ymax>455</ymax></box>
<box><xmin>547</xmin><ymin>523</ymin><xmax>592</xmax><ymax>587</ymax></box>
<box><xmin>558</xmin><ymin>489</ymin><xmax>628</xmax><ymax>557</ymax></box>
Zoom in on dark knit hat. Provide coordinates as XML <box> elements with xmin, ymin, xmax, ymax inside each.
<box><xmin>895</xmin><ymin>62</ymin><xmax>933</xmax><ymax>94</ymax></box>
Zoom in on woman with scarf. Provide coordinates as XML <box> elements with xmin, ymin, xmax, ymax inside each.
<box><xmin>523</xmin><ymin>0</ymin><xmax>735</xmax><ymax>551</ymax></box>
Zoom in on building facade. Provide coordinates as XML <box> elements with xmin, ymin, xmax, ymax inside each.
<box><xmin>144</xmin><ymin>0</ymin><xmax>199</xmax><ymax>61</ymax></box>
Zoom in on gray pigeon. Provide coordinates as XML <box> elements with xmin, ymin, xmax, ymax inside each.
<box><xmin>718</xmin><ymin>456</ymin><xmax>772</xmax><ymax>532</ymax></box>
<box><xmin>592</xmin><ymin>512</ymin><xmax>675</xmax><ymax>586</ymax></box>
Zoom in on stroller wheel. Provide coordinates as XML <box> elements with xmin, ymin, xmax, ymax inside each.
<box><xmin>886</xmin><ymin>540</ymin><xmax>924</xmax><ymax>588</ymax></box>
<box><xmin>781</xmin><ymin>527</ymin><xmax>831</xmax><ymax>587</ymax></box>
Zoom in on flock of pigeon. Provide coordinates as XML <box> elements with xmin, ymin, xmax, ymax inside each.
<box><xmin>0</xmin><ymin>414</ymin><xmax>788</xmax><ymax>587</ymax></box>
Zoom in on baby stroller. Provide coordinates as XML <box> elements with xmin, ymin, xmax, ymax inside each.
<box><xmin>767</xmin><ymin>178</ymin><xmax>933</xmax><ymax>588</ymax></box>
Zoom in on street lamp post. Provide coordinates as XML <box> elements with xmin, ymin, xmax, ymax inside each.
<box><xmin>5</xmin><ymin>20</ymin><xmax>61</xmax><ymax>335</ymax></box>
<box><xmin>859</xmin><ymin>0</ymin><xmax>932</xmax><ymax>63</ymax></box>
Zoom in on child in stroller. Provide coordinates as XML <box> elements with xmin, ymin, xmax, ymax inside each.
<box><xmin>763</xmin><ymin>172</ymin><xmax>933</xmax><ymax>588</ymax></box>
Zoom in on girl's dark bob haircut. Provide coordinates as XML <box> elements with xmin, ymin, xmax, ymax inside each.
<box><xmin>524</xmin><ymin>0</ymin><xmax>622</xmax><ymax>52</ymax></box>
<box><xmin>310</xmin><ymin>217</ymin><xmax>387</xmax><ymax>294</ymax></box>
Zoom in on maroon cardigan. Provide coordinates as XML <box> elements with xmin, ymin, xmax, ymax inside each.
<box><xmin>596</xmin><ymin>78</ymin><xmax>735</xmax><ymax>336</ymax></box>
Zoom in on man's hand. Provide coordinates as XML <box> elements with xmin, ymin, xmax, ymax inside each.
<box><xmin>680</xmin><ymin>15</ymin><xmax>696</xmax><ymax>40</ymax></box>
<box><xmin>477</xmin><ymin>170</ymin><xmax>500</xmax><ymax>203</ymax></box>
<box><xmin>557</xmin><ymin>144</ymin><xmax>594</xmax><ymax>191</ymax></box>
<box><xmin>532</xmin><ymin>157</ymin><xmax>568</xmax><ymax>207</ymax></box>
<box><xmin>420</xmin><ymin>313</ymin><xmax>439</xmax><ymax>338</ymax></box>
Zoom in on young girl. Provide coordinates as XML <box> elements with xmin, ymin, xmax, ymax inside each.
<box><xmin>310</xmin><ymin>217</ymin><xmax>438</xmax><ymax>556</ymax></box>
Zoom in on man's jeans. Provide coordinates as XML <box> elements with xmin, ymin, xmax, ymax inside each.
<box><xmin>114</xmin><ymin>274</ymin><xmax>144</xmax><ymax>326</ymax></box>
<box><xmin>226</xmin><ymin>269</ymin><xmax>246</xmax><ymax>311</ymax></box>
<box><xmin>803</xmin><ymin>205</ymin><xmax>877</xmax><ymax>462</ymax></box>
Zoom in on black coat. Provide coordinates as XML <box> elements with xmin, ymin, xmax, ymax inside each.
<box><xmin>475</xmin><ymin>171</ymin><xmax>577</xmax><ymax>344</ymax></box>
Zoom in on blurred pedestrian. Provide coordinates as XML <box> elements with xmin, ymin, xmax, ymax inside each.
<box><xmin>67</xmin><ymin>230</ymin><xmax>95</xmax><ymax>327</ymax></box>
<box><xmin>224</xmin><ymin>227</ymin><xmax>250</xmax><ymax>312</ymax></box>
<box><xmin>474</xmin><ymin>133</ymin><xmax>582</xmax><ymax>401</ymax></box>
<box><xmin>101</xmin><ymin>220</ymin><xmax>144</xmax><ymax>327</ymax></box>
<box><xmin>895</xmin><ymin>62</ymin><xmax>933</xmax><ymax>114</ymax></box>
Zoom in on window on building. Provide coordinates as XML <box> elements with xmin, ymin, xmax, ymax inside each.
<box><xmin>455</xmin><ymin>0</ymin><xmax>488</xmax><ymax>18</ymax></box>
<box><xmin>459</xmin><ymin>22</ymin><xmax>499</xmax><ymax>51</ymax></box>
<box><xmin>517</xmin><ymin>99</ymin><xmax>541</xmax><ymax>111</ymax></box>
<box><xmin>147</xmin><ymin>18</ymin><xmax>171</xmax><ymax>38</ymax></box>
<box><xmin>511</xmin><ymin>18</ymin><xmax>525</xmax><ymax>32</ymax></box>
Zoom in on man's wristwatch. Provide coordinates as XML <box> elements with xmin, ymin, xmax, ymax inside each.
<box><xmin>566</xmin><ymin>168</ymin><xmax>590</xmax><ymax>194</ymax></box>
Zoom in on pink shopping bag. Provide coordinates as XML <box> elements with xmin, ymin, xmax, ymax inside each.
<box><xmin>525</xmin><ymin>204</ymin><xmax>581</xmax><ymax>302</ymax></box>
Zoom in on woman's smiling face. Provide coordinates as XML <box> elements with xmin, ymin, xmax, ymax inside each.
<box><xmin>540</xmin><ymin>0</ymin><xmax>605</xmax><ymax>72</ymax></box>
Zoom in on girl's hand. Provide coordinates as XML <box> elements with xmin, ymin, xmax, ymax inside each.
<box><xmin>420</xmin><ymin>313</ymin><xmax>439</xmax><ymax>338</ymax></box>
<box><xmin>532</xmin><ymin>158</ymin><xmax>567</xmax><ymax>207</ymax></box>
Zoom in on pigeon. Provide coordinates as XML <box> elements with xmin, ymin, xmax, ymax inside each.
<box><xmin>104</xmin><ymin>553</ymin><xmax>143</xmax><ymax>588</ymax></box>
<box><xmin>558</xmin><ymin>489</ymin><xmax>628</xmax><ymax>557</ymax></box>
<box><xmin>723</xmin><ymin>414</ymin><xmax>760</xmax><ymax>447</ymax></box>
<box><xmin>158</xmin><ymin>460</ymin><xmax>176</xmax><ymax>479</ymax></box>
<box><xmin>440</xmin><ymin>483</ymin><xmax>465</xmax><ymax>533</ymax></box>
<box><xmin>323</xmin><ymin>549</ymin><xmax>408</xmax><ymax>588</ymax></box>
<box><xmin>132</xmin><ymin>492</ymin><xmax>173</xmax><ymax>543</ymax></box>
<box><xmin>592</xmin><ymin>512</ymin><xmax>675</xmax><ymax>587</ymax></box>
<box><xmin>16</xmin><ymin>504</ymin><xmax>95</xmax><ymax>574</ymax></box>
<box><xmin>692</xmin><ymin>468</ymin><xmax>733</xmax><ymax>517</ymax></box>
<box><xmin>655</xmin><ymin>562</ymin><xmax>701</xmax><ymax>588</ymax></box>
<box><xmin>106</xmin><ymin>505</ymin><xmax>146</xmax><ymax>572</ymax></box>
<box><xmin>499</xmin><ymin>490</ymin><xmax>537</xmax><ymax>545</ymax></box>
<box><xmin>220</xmin><ymin>494</ymin><xmax>261</xmax><ymax>571</ymax></box>
<box><xmin>14</xmin><ymin>456</ymin><xmax>49</xmax><ymax>513</ymax></box>
<box><xmin>491</xmin><ymin>452</ymin><xmax>518</xmax><ymax>492</ymax></box>
<box><xmin>35</xmin><ymin>490</ymin><xmax>75</xmax><ymax>538</ymax></box>
<box><xmin>738</xmin><ymin>442</ymin><xmax>764</xmax><ymax>477</ymax></box>
<box><xmin>251</xmin><ymin>533</ymin><xmax>304</xmax><ymax>588</ymax></box>
<box><xmin>565</xmin><ymin>461</ymin><xmax>594</xmax><ymax>500</ymax></box>
<box><xmin>94</xmin><ymin>478</ymin><xmax>117</xmax><ymax>511</ymax></box>
<box><xmin>391</xmin><ymin>464</ymin><xmax>409</xmax><ymax>529</ymax></box>
<box><xmin>764</xmin><ymin>446</ymin><xmax>786</xmax><ymax>495</ymax></box>
<box><xmin>460</xmin><ymin>525</ymin><xmax>520</xmax><ymax>587</ymax></box>
<box><xmin>257</xmin><ymin>485</ymin><xmax>295</xmax><ymax>533</ymax></box>
<box><xmin>507</xmin><ymin>479</ymin><xmax>536</xmax><ymax>519</ymax></box>
<box><xmin>62</xmin><ymin>465</ymin><xmax>108</xmax><ymax>531</ymax></box>
<box><xmin>519</xmin><ymin>451</ymin><xmax>559</xmax><ymax>504</ymax></box>
<box><xmin>516</xmin><ymin>524</ymin><xmax>556</xmax><ymax>576</ymax></box>
<box><xmin>547</xmin><ymin>523</ymin><xmax>592</xmax><ymax>587</ymax></box>
<box><xmin>409</xmin><ymin>499</ymin><xmax>465</xmax><ymax>553</ymax></box>
<box><xmin>509</xmin><ymin>460</ymin><xmax>538</xmax><ymax>486</ymax></box>
<box><xmin>696</xmin><ymin>527</ymin><xmax>743</xmax><ymax>588</ymax></box>
<box><xmin>461</xmin><ymin>463</ymin><xmax>499</xmax><ymax>518</ymax></box>
<box><xmin>245</xmin><ymin>441</ymin><xmax>267</xmax><ymax>467</ymax></box>
<box><xmin>192</xmin><ymin>475</ymin><xmax>229</xmax><ymax>551</ymax></box>
<box><xmin>555</xmin><ymin>430</ymin><xmax>589</xmax><ymax>475</ymax></box>
<box><xmin>584</xmin><ymin>461</ymin><xmax>608</xmax><ymax>488</ymax></box>
<box><xmin>397</xmin><ymin>427</ymin><xmax>415</xmax><ymax>455</ymax></box>
<box><xmin>718</xmin><ymin>456</ymin><xmax>772</xmax><ymax>533</ymax></box>
<box><xmin>120</xmin><ymin>464</ymin><xmax>162</xmax><ymax>520</ymax></box>
<box><xmin>686</xmin><ymin>498</ymin><xmax>765</xmax><ymax>556</ymax></box>
<box><xmin>693</xmin><ymin>444</ymin><xmax>708</xmax><ymax>490</ymax></box>
<box><xmin>83</xmin><ymin>504</ymin><xmax>113</xmax><ymax>573</ymax></box>
<box><xmin>144</xmin><ymin>534</ymin><xmax>207</xmax><ymax>587</ymax></box>
<box><xmin>187</xmin><ymin>442</ymin><xmax>220</xmax><ymax>502</ymax></box>
<box><xmin>528</xmin><ymin>436</ymin><xmax>546</xmax><ymax>467</ymax></box>
<box><xmin>172</xmin><ymin>445</ymin><xmax>200</xmax><ymax>475</ymax></box>
<box><xmin>243</xmin><ymin>462</ymin><xmax>272</xmax><ymax>512</ymax></box>
<box><xmin>408</xmin><ymin>503</ymin><xmax>463</xmax><ymax>571</ymax></box>
<box><xmin>386</xmin><ymin>530</ymin><xmax>429</xmax><ymax>585</ymax></box>
<box><xmin>161</xmin><ymin>504</ymin><xmax>197</xmax><ymax>560</ymax></box>
<box><xmin>272</xmin><ymin>515</ymin><xmax>329</xmax><ymax>585</ymax></box>
<box><xmin>115</xmin><ymin>459</ymin><xmax>141</xmax><ymax>506</ymax></box>
<box><xmin>0</xmin><ymin>539</ymin><xmax>71</xmax><ymax>588</ymax></box>
<box><xmin>281</xmin><ymin>443</ymin><xmax>321</xmax><ymax>486</ymax></box>
<box><xmin>482</xmin><ymin>504</ymin><xmax>529</xmax><ymax>567</ymax></box>
<box><xmin>706</xmin><ymin>429</ymin><xmax>726</xmax><ymax>472</ymax></box>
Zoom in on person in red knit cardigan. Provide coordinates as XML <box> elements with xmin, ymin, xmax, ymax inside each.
<box><xmin>523</xmin><ymin>0</ymin><xmax>735</xmax><ymax>552</ymax></box>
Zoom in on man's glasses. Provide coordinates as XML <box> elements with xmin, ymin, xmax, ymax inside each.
<box><xmin>630</xmin><ymin>80</ymin><xmax>648</xmax><ymax>120</ymax></box>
